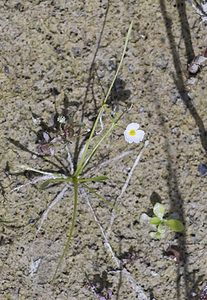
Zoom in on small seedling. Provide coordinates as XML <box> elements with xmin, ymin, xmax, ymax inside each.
<box><xmin>141</xmin><ymin>203</ymin><xmax>184</xmax><ymax>239</ymax></box>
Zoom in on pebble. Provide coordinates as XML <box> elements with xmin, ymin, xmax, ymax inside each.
<box><xmin>72</xmin><ymin>46</ymin><xmax>81</xmax><ymax>57</ymax></box>
<box><xmin>198</xmin><ymin>163</ymin><xmax>207</xmax><ymax>176</ymax></box>
<box><xmin>154</xmin><ymin>57</ymin><xmax>168</xmax><ymax>70</ymax></box>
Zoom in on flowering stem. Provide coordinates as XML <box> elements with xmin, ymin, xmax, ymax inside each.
<box><xmin>78</xmin><ymin>110</ymin><xmax>124</xmax><ymax>175</ymax></box>
<box><xmin>74</xmin><ymin>21</ymin><xmax>133</xmax><ymax>177</ymax></box>
<box><xmin>102</xmin><ymin>21</ymin><xmax>133</xmax><ymax>106</ymax></box>
<box><xmin>52</xmin><ymin>176</ymin><xmax>79</xmax><ymax>280</ymax></box>
<box><xmin>74</xmin><ymin>105</ymin><xmax>106</xmax><ymax>177</ymax></box>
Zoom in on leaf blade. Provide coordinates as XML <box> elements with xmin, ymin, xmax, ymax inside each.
<box><xmin>39</xmin><ymin>177</ymin><xmax>72</xmax><ymax>189</ymax></box>
<box><xmin>166</xmin><ymin>219</ymin><xmax>184</xmax><ymax>232</ymax></box>
<box><xmin>150</xmin><ymin>217</ymin><xmax>161</xmax><ymax>225</ymax></box>
<box><xmin>79</xmin><ymin>175</ymin><xmax>108</xmax><ymax>183</ymax></box>
<box><xmin>153</xmin><ymin>203</ymin><xmax>165</xmax><ymax>219</ymax></box>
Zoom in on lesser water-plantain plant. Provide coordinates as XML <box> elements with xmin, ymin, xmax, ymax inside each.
<box><xmin>13</xmin><ymin>22</ymin><xmax>140</xmax><ymax>278</ymax></box>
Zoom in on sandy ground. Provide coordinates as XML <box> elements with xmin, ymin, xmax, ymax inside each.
<box><xmin>0</xmin><ymin>1</ymin><xmax>207</xmax><ymax>299</ymax></box>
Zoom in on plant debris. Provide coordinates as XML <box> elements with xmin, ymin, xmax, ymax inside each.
<box><xmin>200</xmin><ymin>285</ymin><xmax>207</xmax><ymax>300</ymax></box>
<box><xmin>164</xmin><ymin>245</ymin><xmax>182</xmax><ymax>263</ymax></box>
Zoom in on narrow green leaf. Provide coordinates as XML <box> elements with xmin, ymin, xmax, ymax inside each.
<box><xmin>80</xmin><ymin>111</ymin><xmax>123</xmax><ymax>174</ymax></box>
<box><xmin>79</xmin><ymin>175</ymin><xmax>108</xmax><ymax>183</ymax></box>
<box><xmin>82</xmin><ymin>184</ymin><xmax>115</xmax><ymax>209</ymax></box>
<box><xmin>150</xmin><ymin>217</ymin><xmax>161</xmax><ymax>225</ymax></box>
<box><xmin>39</xmin><ymin>177</ymin><xmax>72</xmax><ymax>189</ymax></box>
<box><xmin>166</xmin><ymin>219</ymin><xmax>184</xmax><ymax>232</ymax></box>
<box><xmin>153</xmin><ymin>203</ymin><xmax>165</xmax><ymax>219</ymax></box>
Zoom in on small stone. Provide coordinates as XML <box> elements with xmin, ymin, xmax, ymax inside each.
<box><xmin>29</xmin><ymin>257</ymin><xmax>42</xmax><ymax>276</ymax></box>
<box><xmin>187</xmin><ymin>77</ymin><xmax>198</xmax><ymax>85</ymax></box>
<box><xmin>128</xmin><ymin>64</ymin><xmax>135</xmax><ymax>73</ymax></box>
<box><xmin>72</xmin><ymin>47</ymin><xmax>81</xmax><ymax>57</ymax></box>
<box><xmin>150</xmin><ymin>270</ymin><xmax>159</xmax><ymax>277</ymax></box>
<box><xmin>154</xmin><ymin>57</ymin><xmax>168</xmax><ymax>70</ymax></box>
<box><xmin>139</xmin><ymin>106</ymin><xmax>145</xmax><ymax>113</ymax></box>
<box><xmin>140</xmin><ymin>213</ymin><xmax>150</xmax><ymax>224</ymax></box>
<box><xmin>107</xmin><ymin>58</ymin><xmax>116</xmax><ymax>71</ymax></box>
<box><xmin>198</xmin><ymin>163</ymin><xmax>207</xmax><ymax>176</ymax></box>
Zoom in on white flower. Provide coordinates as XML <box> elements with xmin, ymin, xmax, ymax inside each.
<box><xmin>124</xmin><ymin>123</ymin><xmax>145</xmax><ymax>144</ymax></box>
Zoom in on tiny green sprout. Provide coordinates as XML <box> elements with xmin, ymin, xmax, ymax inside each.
<box><xmin>142</xmin><ymin>203</ymin><xmax>184</xmax><ymax>239</ymax></box>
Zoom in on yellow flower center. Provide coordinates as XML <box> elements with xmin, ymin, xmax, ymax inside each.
<box><xmin>129</xmin><ymin>129</ymin><xmax>136</xmax><ymax>136</ymax></box>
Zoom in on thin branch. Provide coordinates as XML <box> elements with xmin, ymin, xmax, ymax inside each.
<box><xmin>16</xmin><ymin>165</ymin><xmax>57</xmax><ymax>176</ymax></box>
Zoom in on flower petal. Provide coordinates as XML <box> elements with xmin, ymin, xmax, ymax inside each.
<box><xmin>126</xmin><ymin>122</ymin><xmax>140</xmax><ymax>131</ymax></box>
<box><xmin>132</xmin><ymin>130</ymin><xmax>145</xmax><ymax>143</ymax></box>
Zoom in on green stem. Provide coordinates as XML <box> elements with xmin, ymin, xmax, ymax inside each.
<box><xmin>75</xmin><ymin>105</ymin><xmax>106</xmax><ymax>177</ymax></box>
<box><xmin>75</xmin><ymin>21</ymin><xmax>133</xmax><ymax>177</ymax></box>
<box><xmin>82</xmin><ymin>183</ymin><xmax>115</xmax><ymax>209</ymax></box>
<box><xmin>80</xmin><ymin>110</ymin><xmax>124</xmax><ymax>174</ymax></box>
<box><xmin>102</xmin><ymin>21</ymin><xmax>133</xmax><ymax>106</ymax></box>
<box><xmin>79</xmin><ymin>176</ymin><xmax>108</xmax><ymax>183</ymax></box>
<box><xmin>52</xmin><ymin>176</ymin><xmax>79</xmax><ymax>280</ymax></box>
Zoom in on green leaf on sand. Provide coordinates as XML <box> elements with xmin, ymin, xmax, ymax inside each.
<box><xmin>153</xmin><ymin>203</ymin><xmax>165</xmax><ymax>219</ymax></box>
<box><xmin>150</xmin><ymin>217</ymin><xmax>161</xmax><ymax>225</ymax></box>
<box><xmin>166</xmin><ymin>219</ymin><xmax>184</xmax><ymax>232</ymax></box>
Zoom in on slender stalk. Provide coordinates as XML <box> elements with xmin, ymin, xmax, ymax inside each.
<box><xmin>52</xmin><ymin>177</ymin><xmax>79</xmax><ymax>280</ymax></box>
<box><xmin>80</xmin><ymin>110</ymin><xmax>125</xmax><ymax>175</ymax></box>
<box><xmin>75</xmin><ymin>21</ymin><xmax>133</xmax><ymax>177</ymax></box>
<box><xmin>79</xmin><ymin>176</ymin><xmax>108</xmax><ymax>183</ymax></box>
<box><xmin>75</xmin><ymin>105</ymin><xmax>106</xmax><ymax>177</ymax></box>
<box><xmin>78</xmin><ymin>120</ymin><xmax>116</xmax><ymax>174</ymax></box>
<box><xmin>102</xmin><ymin>21</ymin><xmax>133</xmax><ymax>106</ymax></box>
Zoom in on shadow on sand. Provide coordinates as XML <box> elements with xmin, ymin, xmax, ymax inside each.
<box><xmin>158</xmin><ymin>0</ymin><xmax>207</xmax><ymax>299</ymax></box>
